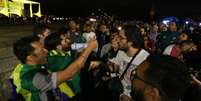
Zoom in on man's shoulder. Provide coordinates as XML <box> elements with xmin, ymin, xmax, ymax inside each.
<box><xmin>116</xmin><ymin>50</ymin><xmax>127</xmax><ymax>57</ymax></box>
<box><xmin>133</xmin><ymin>49</ymin><xmax>150</xmax><ymax>65</ymax></box>
<box><xmin>109</xmin><ymin>50</ymin><xmax>127</xmax><ymax>63</ymax></box>
<box><xmin>102</xmin><ymin>43</ymin><xmax>111</xmax><ymax>49</ymax></box>
<box><xmin>32</xmin><ymin>71</ymin><xmax>57</xmax><ymax>92</ymax></box>
<box><xmin>139</xmin><ymin>49</ymin><xmax>150</xmax><ymax>55</ymax></box>
<box><xmin>12</xmin><ymin>64</ymin><xmax>23</xmax><ymax>72</ymax></box>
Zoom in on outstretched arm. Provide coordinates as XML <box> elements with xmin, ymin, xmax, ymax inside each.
<box><xmin>56</xmin><ymin>39</ymin><xmax>97</xmax><ymax>85</ymax></box>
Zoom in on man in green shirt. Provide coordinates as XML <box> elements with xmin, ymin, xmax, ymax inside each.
<box><xmin>11</xmin><ymin>35</ymin><xmax>97</xmax><ymax>101</ymax></box>
<box><xmin>45</xmin><ymin>32</ymin><xmax>82</xmax><ymax>95</ymax></box>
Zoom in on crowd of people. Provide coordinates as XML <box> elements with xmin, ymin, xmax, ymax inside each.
<box><xmin>10</xmin><ymin>18</ymin><xmax>201</xmax><ymax>101</ymax></box>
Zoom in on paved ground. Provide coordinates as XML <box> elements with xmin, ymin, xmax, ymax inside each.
<box><xmin>0</xmin><ymin>25</ymin><xmax>32</xmax><ymax>101</ymax></box>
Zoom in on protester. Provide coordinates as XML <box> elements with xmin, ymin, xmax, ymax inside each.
<box><xmin>130</xmin><ymin>54</ymin><xmax>191</xmax><ymax>101</ymax></box>
<box><xmin>109</xmin><ymin>23</ymin><xmax>150</xmax><ymax>101</ymax></box>
<box><xmin>11</xmin><ymin>35</ymin><xmax>97</xmax><ymax>101</ymax></box>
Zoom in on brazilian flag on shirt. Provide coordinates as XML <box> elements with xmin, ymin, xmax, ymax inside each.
<box><xmin>47</xmin><ymin>50</ymin><xmax>81</xmax><ymax>94</ymax></box>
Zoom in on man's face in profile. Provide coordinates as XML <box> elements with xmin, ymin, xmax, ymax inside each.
<box><xmin>130</xmin><ymin>61</ymin><xmax>161</xmax><ymax>101</ymax></box>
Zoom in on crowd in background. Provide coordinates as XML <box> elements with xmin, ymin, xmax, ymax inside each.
<box><xmin>10</xmin><ymin>16</ymin><xmax>201</xmax><ymax>101</ymax></box>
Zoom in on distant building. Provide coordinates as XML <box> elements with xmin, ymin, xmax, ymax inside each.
<box><xmin>0</xmin><ymin>0</ymin><xmax>41</xmax><ymax>17</ymax></box>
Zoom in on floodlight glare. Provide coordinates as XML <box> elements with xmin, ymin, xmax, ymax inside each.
<box><xmin>89</xmin><ymin>18</ymin><xmax>96</xmax><ymax>22</ymax></box>
<box><xmin>117</xmin><ymin>26</ymin><xmax>122</xmax><ymax>30</ymax></box>
<box><xmin>185</xmin><ymin>21</ymin><xmax>189</xmax><ymax>24</ymax></box>
<box><xmin>199</xmin><ymin>23</ymin><xmax>201</xmax><ymax>27</ymax></box>
<box><xmin>162</xmin><ymin>20</ymin><xmax>170</xmax><ymax>25</ymax></box>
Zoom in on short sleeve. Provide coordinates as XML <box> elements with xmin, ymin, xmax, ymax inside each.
<box><xmin>32</xmin><ymin>72</ymin><xmax>57</xmax><ymax>91</ymax></box>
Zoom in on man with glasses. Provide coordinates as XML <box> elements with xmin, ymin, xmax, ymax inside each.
<box><xmin>109</xmin><ymin>23</ymin><xmax>150</xmax><ymax>101</ymax></box>
<box><xmin>130</xmin><ymin>55</ymin><xmax>191</xmax><ymax>101</ymax></box>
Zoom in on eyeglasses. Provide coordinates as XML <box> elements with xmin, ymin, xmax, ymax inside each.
<box><xmin>130</xmin><ymin>69</ymin><xmax>168</xmax><ymax>97</ymax></box>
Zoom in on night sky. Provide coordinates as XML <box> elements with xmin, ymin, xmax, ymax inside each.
<box><xmin>34</xmin><ymin>0</ymin><xmax>201</xmax><ymax>17</ymax></box>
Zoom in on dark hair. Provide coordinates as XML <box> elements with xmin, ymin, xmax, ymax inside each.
<box><xmin>85</xmin><ymin>23</ymin><xmax>92</xmax><ymax>27</ymax></box>
<box><xmin>44</xmin><ymin>32</ymin><xmax>62</xmax><ymax>51</ymax></box>
<box><xmin>33</xmin><ymin>24</ymin><xmax>50</xmax><ymax>36</ymax></box>
<box><xmin>98</xmin><ymin>24</ymin><xmax>107</xmax><ymax>29</ymax></box>
<box><xmin>58</xmin><ymin>26</ymin><xmax>68</xmax><ymax>35</ymax></box>
<box><xmin>13</xmin><ymin>36</ymin><xmax>40</xmax><ymax>64</ymax></box>
<box><xmin>122</xmin><ymin>23</ymin><xmax>144</xmax><ymax>48</ymax></box>
<box><xmin>68</xmin><ymin>20</ymin><xmax>77</xmax><ymax>25</ymax></box>
<box><xmin>183</xmin><ymin>50</ymin><xmax>201</xmax><ymax>71</ymax></box>
<box><xmin>179</xmin><ymin>40</ymin><xmax>194</xmax><ymax>54</ymax></box>
<box><xmin>144</xmin><ymin>54</ymin><xmax>191</xmax><ymax>101</ymax></box>
<box><xmin>179</xmin><ymin>40</ymin><xmax>194</xmax><ymax>45</ymax></box>
<box><xmin>179</xmin><ymin>31</ymin><xmax>190</xmax><ymax>39</ymax></box>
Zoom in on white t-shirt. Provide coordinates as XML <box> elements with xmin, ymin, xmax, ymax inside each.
<box><xmin>82</xmin><ymin>32</ymin><xmax>96</xmax><ymax>42</ymax></box>
<box><xmin>110</xmin><ymin>49</ymin><xmax>150</xmax><ymax>97</ymax></box>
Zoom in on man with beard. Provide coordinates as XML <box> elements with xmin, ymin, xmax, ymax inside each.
<box><xmin>11</xmin><ymin>35</ymin><xmax>97</xmax><ymax>101</ymax></box>
<box><xmin>44</xmin><ymin>32</ymin><xmax>83</xmax><ymax>100</ymax></box>
<box><xmin>130</xmin><ymin>55</ymin><xmax>191</xmax><ymax>101</ymax></box>
<box><xmin>109</xmin><ymin>23</ymin><xmax>150</xmax><ymax>101</ymax></box>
